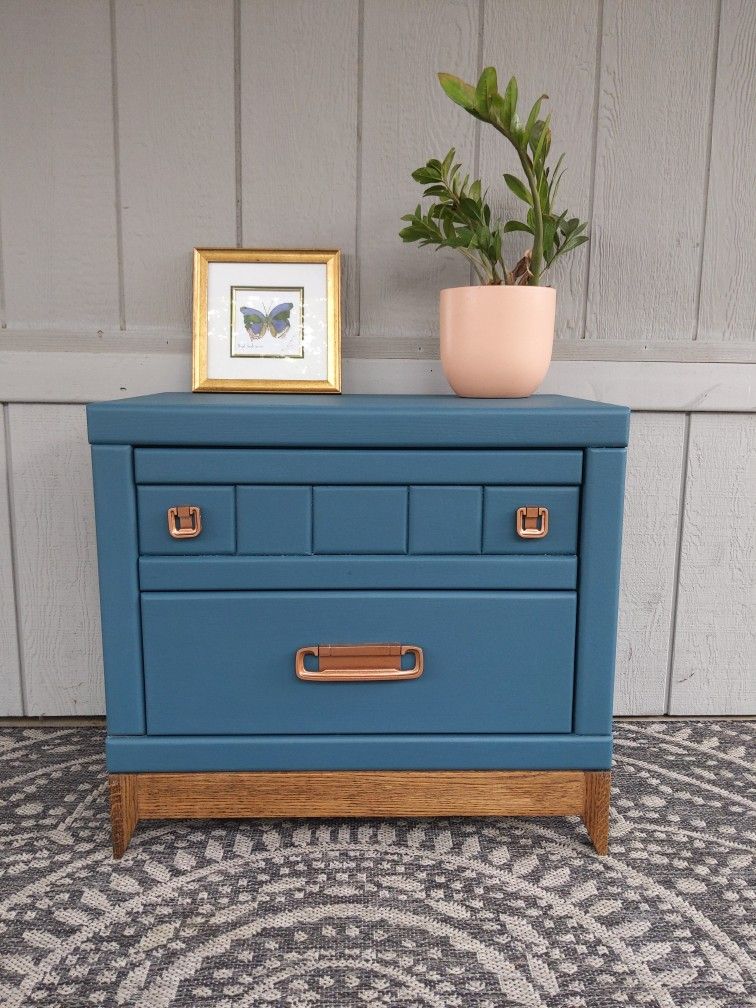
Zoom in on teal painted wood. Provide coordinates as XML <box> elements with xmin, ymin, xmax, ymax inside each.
<box><xmin>106</xmin><ymin>733</ymin><xmax>613</xmax><ymax>772</ymax></box>
<box><xmin>134</xmin><ymin>448</ymin><xmax>583</xmax><ymax>485</ymax></box>
<box><xmin>138</xmin><ymin>555</ymin><xmax>578</xmax><ymax>591</ymax></box>
<box><xmin>90</xmin><ymin>445</ymin><xmax>144</xmax><ymax>734</ymax></box>
<box><xmin>574</xmin><ymin>448</ymin><xmax>628</xmax><ymax>734</ymax></box>
<box><xmin>141</xmin><ymin>591</ymin><xmax>577</xmax><ymax>735</ymax></box>
<box><xmin>313</xmin><ymin>487</ymin><xmax>408</xmax><ymax>554</ymax></box>
<box><xmin>88</xmin><ymin>393</ymin><xmax>630</xmax><ymax>448</ymax></box>
<box><xmin>482</xmin><ymin>487</ymin><xmax>579</xmax><ymax>555</ymax></box>
<box><xmin>88</xmin><ymin>393</ymin><xmax>629</xmax><ymax>776</ymax></box>
<box><xmin>237</xmin><ymin>486</ymin><xmax>312</xmax><ymax>555</ymax></box>
<box><xmin>137</xmin><ymin>485</ymin><xmax>236</xmax><ymax>555</ymax></box>
<box><xmin>409</xmin><ymin>486</ymin><xmax>482</xmax><ymax>554</ymax></box>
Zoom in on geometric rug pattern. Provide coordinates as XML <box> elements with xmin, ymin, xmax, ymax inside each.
<box><xmin>0</xmin><ymin>721</ymin><xmax>754</xmax><ymax>1007</ymax></box>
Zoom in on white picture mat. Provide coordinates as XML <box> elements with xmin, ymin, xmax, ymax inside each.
<box><xmin>206</xmin><ymin>261</ymin><xmax>328</xmax><ymax>381</ymax></box>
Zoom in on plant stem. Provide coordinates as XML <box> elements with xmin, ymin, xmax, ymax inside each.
<box><xmin>519</xmin><ymin>153</ymin><xmax>543</xmax><ymax>284</ymax></box>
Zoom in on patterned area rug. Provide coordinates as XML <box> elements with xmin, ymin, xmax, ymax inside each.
<box><xmin>0</xmin><ymin>722</ymin><xmax>754</xmax><ymax>1007</ymax></box>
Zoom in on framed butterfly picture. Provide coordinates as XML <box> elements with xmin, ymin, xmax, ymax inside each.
<box><xmin>192</xmin><ymin>248</ymin><xmax>341</xmax><ymax>392</ymax></box>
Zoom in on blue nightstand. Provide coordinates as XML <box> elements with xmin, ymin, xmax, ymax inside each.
<box><xmin>87</xmin><ymin>393</ymin><xmax>629</xmax><ymax>855</ymax></box>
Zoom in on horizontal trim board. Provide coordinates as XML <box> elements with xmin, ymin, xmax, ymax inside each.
<box><xmin>138</xmin><ymin>555</ymin><xmax>578</xmax><ymax>590</ymax></box>
<box><xmin>131</xmin><ymin>770</ymin><xmax>587</xmax><ymax>819</ymax></box>
<box><xmin>1</xmin><ymin>349</ymin><xmax>752</xmax><ymax>411</ymax></box>
<box><xmin>135</xmin><ymin>448</ymin><xmax>583</xmax><ymax>485</ymax></box>
<box><xmin>106</xmin><ymin>733</ymin><xmax>613</xmax><ymax>772</ymax></box>
<box><xmin>2</xmin><ymin>329</ymin><xmax>753</xmax><ymax>362</ymax></box>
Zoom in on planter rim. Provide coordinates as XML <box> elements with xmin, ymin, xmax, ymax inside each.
<box><xmin>440</xmin><ymin>284</ymin><xmax>555</xmax><ymax>295</ymax></box>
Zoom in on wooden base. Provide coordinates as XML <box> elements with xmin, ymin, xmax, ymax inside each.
<box><xmin>108</xmin><ymin>769</ymin><xmax>611</xmax><ymax>858</ymax></box>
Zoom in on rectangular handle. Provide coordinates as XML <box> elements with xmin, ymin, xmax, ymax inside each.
<box><xmin>295</xmin><ymin>643</ymin><xmax>423</xmax><ymax>682</ymax></box>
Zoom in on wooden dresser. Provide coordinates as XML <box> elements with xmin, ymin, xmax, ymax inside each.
<box><xmin>87</xmin><ymin>393</ymin><xmax>629</xmax><ymax>856</ymax></box>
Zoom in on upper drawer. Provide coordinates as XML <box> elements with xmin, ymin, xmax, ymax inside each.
<box><xmin>134</xmin><ymin>448</ymin><xmax>582</xmax><ymax>485</ymax></box>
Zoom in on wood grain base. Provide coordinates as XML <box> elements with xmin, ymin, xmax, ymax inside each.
<box><xmin>108</xmin><ymin>769</ymin><xmax>611</xmax><ymax>857</ymax></box>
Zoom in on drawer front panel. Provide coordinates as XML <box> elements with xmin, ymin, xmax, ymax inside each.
<box><xmin>141</xmin><ymin>591</ymin><xmax>576</xmax><ymax>735</ymax></box>
<box><xmin>135</xmin><ymin>448</ymin><xmax>583</xmax><ymax>485</ymax></box>
<box><xmin>313</xmin><ymin>487</ymin><xmax>408</xmax><ymax>554</ymax></box>
<box><xmin>483</xmin><ymin>487</ymin><xmax>579</xmax><ymax>554</ymax></box>
<box><xmin>137</xmin><ymin>485</ymin><xmax>235</xmax><ymax>555</ymax></box>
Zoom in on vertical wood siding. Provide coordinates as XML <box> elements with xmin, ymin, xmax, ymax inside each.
<box><xmin>669</xmin><ymin>413</ymin><xmax>756</xmax><ymax>714</ymax></box>
<box><xmin>240</xmin><ymin>0</ymin><xmax>360</xmax><ymax>337</ymax></box>
<box><xmin>0</xmin><ymin>1</ymin><xmax>753</xmax><ymax>715</ymax></box>
<box><xmin>0</xmin><ymin>408</ymin><xmax>22</xmax><ymax>714</ymax></box>
<box><xmin>585</xmin><ymin>0</ymin><xmax>719</xmax><ymax>344</ymax></box>
<box><xmin>358</xmin><ymin>0</ymin><xmax>479</xmax><ymax>344</ymax></box>
<box><xmin>6</xmin><ymin>405</ymin><xmax>103</xmax><ymax>715</ymax></box>
<box><xmin>0</xmin><ymin>0</ymin><xmax>120</xmax><ymax>330</ymax></box>
<box><xmin>697</xmin><ymin>0</ymin><xmax>756</xmax><ymax>343</ymax></box>
<box><xmin>114</xmin><ymin>0</ymin><xmax>237</xmax><ymax>334</ymax></box>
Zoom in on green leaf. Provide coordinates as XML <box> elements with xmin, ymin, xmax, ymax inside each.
<box><xmin>503</xmin><ymin>76</ymin><xmax>518</xmax><ymax>123</ymax></box>
<box><xmin>411</xmin><ymin>167</ymin><xmax>435</xmax><ymax>184</ymax></box>
<box><xmin>525</xmin><ymin>94</ymin><xmax>548</xmax><ymax>142</ymax></box>
<box><xmin>438</xmin><ymin>72</ymin><xmax>479</xmax><ymax>115</ymax></box>
<box><xmin>441</xmin><ymin>148</ymin><xmax>455</xmax><ymax>175</ymax></box>
<box><xmin>475</xmin><ymin>66</ymin><xmax>498</xmax><ymax>116</ymax></box>
<box><xmin>502</xmin><ymin>219</ymin><xmax>533</xmax><ymax>234</ymax></box>
<box><xmin>503</xmin><ymin>173</ymin><xmax>532</xmax><ymax>205</ymax></box>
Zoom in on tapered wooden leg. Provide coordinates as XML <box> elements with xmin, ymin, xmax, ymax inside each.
<box><xmin>109</xmin><ymin>774</ymin><xmax>139</xmax><ymax>858</ymax></box>
<box><xmin>582</xmin><ymin>771</ymin><xmax>611</xmax><ymax>854</ymax></box>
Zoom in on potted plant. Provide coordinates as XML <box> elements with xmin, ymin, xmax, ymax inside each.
<box><xmin>400</xmin><ymin>67</ymin><xmax>588</xmax><ymax>397</ymax></box>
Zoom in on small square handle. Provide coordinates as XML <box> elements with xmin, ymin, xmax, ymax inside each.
<box><xmin>516</xmin><ymin>506</ymin><xmax>549</xmax><ymax>539</ymax></box>
<box><xmin>167</xmin><ymin>505</ymin><xmax>202</xmax><ymax>539</ymax></box>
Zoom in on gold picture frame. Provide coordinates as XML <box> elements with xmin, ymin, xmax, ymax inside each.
<box><xmin>192</xmin><ymin>248</ymin><xmax>341</xmax><ymax>392</ymax></box>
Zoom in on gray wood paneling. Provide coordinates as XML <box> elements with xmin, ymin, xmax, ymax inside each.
<box><xmin>697</xmin><ymin>0</ymin><xmax>756</xmax><ymax>343</ymax></box>
<box><xmin>115</xmin><ymin>0</ymin><xmax>237</xmax><ymax>333</ymax></box>
<box><xmin>0</xmin><ymin>0</ymin><xmax>119</xmax><ymax>330</ymax></box>
<box><xmin>586</xmin><ymin>0</ymin><xmax>719</xmax><ymax>343</ymax></box>
<box><xmin>614</xmin><ymin>413</ymin><xmax>686</xmax><ymax>715</ymax></box>
<box><xmin>239</xmin><ymin>0</ymin><xmax>359</xmax><ymax>337</ymax></box>
<box><xmin>0</xmin><ymin>406</ymin><xmax>23</xmax><ymax>715</ymax></box>
<box><xmin>7</xmin><ymin>405</ymin><xmax>104</xmax><ymax>716</ymax></box>
<box><xmin>670</xmin><ymin>413</ymin><xmax>755</xmax><ymax>714</ymax></box>
<box><xmin>479</xmin><ymin>0</ymin><xmax>600</xmax><ymax>340</ymax></box>
<box><xmin>358</xmin><ymin>0</ymin><xmax>479</xmax><ymax>346</ymax></box>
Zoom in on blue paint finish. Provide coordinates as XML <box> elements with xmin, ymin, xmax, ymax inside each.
<box><xmin>89</xmin><ymin>393</ymin><xmax>630</xmax><ymax>448</ymax></box>
<box><xmin>409</xmin><ymin>486</ymin><xmax>482</xmax><ymax>554</ymax></box>
<box><xmin>137</xmin><ymin>485</ymin><xmax>236</xmax><ymax>555</ymax></box>
<box><xmin>141</xmin><ymin>591</ymin><xmax>577</xmax><ymax>735</ymax></box>
<box><xmin>106</xmin><ymin>733</ymin><xmax>613</xmax><ymax>772</ymax></box>
<box><xmin>89</xmin><ymin>393</ymin><xmax>629</xmax><ymax>779</ymax></box>
<box><xmin>482</xmin><ymin>487</ymin><xmax>580</xmax><ymax>555</ymax></box>
<box><xmin>135</xmin><ymin>448</ymin><xmax>583</xmax><ymax>486</ymax></box>
<box><xmin>89</xmin><ymin>445</ymin><xmax>145</xmax><ymax>734</ymax></box>
<box><xmin>139</xmin><ymin>555</ymin><xmax>578</xmax><ymax>591</ymax></box>
<box><xmin>313</xmin><ymin>487</ymin><xmax>408</xmax><ymax>554</ymax></box>
<box><xmin>238</xmin><ymin>486</ymin><xmax>312</xmax><ymax>555</ymax></box>
<box><xmin>574</xmin><ymin>448</ymin><xmax>628</xmax><ymax>734</ymax></box>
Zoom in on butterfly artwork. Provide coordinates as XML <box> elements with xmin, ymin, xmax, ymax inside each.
<box><xmin>240</xmin><ymin>302</ymin><xmax>294</xmax><ymax>340</ymax></box>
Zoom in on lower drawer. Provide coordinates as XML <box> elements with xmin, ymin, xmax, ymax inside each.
<box><xmin>141</xmin><ymin>591</ymin><xmax>576</xmax><ymax>735</ymax></box>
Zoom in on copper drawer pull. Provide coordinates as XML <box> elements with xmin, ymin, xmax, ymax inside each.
<box><xmin>295</xmin><ymin>643</ymin><xmax>423</xmax><ymax>682</ymax></box>
<box><xmin>167</xmin><ymin>505</ymin><xmax>202</xmax><ymax>539</ymax></box>
<box><xmin>516</xmin><ymin>506</ymin><xmax>549</xmax><ymax>539</ymax></box>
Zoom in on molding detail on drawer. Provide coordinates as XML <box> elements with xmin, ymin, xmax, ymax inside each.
<box><xmin>139</xmin><ymin>555</ymin><xmax>578</xmax><ymax>591</ymax></box>
<box><xmin>106</xmin><ymin>734</ymin><xmax>612</xmax><ymax>772</ymax></box>
<box><xmin>134</xmin><ymin>449</ymin><xmax>583</xmax><ymax>485</ymax></box>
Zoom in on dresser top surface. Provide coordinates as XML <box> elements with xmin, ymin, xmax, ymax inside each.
<box><xmin>87</xmin><ymin>393</ymin><xmax>629</xmax><ymax>448</ymax></box>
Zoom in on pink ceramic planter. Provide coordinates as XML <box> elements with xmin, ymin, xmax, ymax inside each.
<box><xmin>440</xmin><ymin>285</ymin><xmax>556</xmax><ymax>397</ymax></box>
